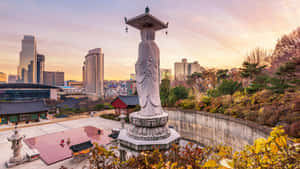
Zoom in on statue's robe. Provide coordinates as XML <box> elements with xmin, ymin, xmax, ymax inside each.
<box><xmin>135</xmin><ymin>29</ymin><xmax>163</xmax><ymax>116</ymax></box>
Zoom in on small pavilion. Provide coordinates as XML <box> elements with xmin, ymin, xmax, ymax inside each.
<box><xmin>111</xmin><ymin>96</ymin><xmax>139</xmax><ymax>115</ymax></box>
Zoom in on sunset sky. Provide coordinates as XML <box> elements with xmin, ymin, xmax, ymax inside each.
<box><xmin>0</xmin><ymin>0</ymin><xmax>300</xmax><ymax>81</ymax></box>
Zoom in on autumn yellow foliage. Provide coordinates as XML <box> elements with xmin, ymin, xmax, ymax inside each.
<box><xmin>78</xmin><ymin>126</ymin><xmax>299</xmax><ymax>169</ymax></box>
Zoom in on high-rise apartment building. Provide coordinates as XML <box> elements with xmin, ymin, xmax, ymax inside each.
<box><xmin>82</xmin><ymin>48</ymin><xmax>104</xmax><ymax>97</ymax></box>
<box><xmin>43</xmin><ymin>71</ymin><xmax>64</xmax><ymax>86</ymax></box>
<box><xmin>18</xmin><ymin>35</ymin><xmax>37</xmax><ymax>83</ymax></box>
<box><xmin>0</xmin><ymin>72</ymin><xmax>7</xmax><ymax>83</ymax></box>
<box><xmin>37</xmin><ymin>54</ymin><xmax>45</xmax><ymax>84</ymax></box>
<box><xmin>174</xmin><ymin>58</ymin><xmax>204</xmax><ymax>81</ymax></box>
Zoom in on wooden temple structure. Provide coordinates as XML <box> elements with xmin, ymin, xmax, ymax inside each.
<box><xmin>0</xmin><ymin>100</ymin><xmax>48</xmax><ymax>124</ymax></box>
<box><xmin>69</xmin><ymin>141</ymin><xmax>93</xmax><ymax>162</ymax></box>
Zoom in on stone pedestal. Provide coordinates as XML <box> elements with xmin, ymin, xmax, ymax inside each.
<box><xmin>118</xmin><ymin>112</ymin><xmax>180</xmax><ymax>151</ymax></box>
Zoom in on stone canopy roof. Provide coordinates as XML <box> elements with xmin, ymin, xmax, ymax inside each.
<box><xmin>126</xmin><ymin>10</ymin><xmax>168</xmax><ymax>31</ymax></box>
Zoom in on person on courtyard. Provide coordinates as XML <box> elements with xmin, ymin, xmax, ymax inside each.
<box><xmin>60</xmin><ymin>139</ymin><xmax>65</xmax><ymax>147</ymax></box>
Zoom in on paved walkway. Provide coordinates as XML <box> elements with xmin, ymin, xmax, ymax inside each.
<box><xmin>0</xmin><ymin>110</ymin><xmax>115</xmax><ymax>132</ymax></box>
<box><xmin>0</xmin><ymin>115</ymin><xmax>125</xmax><ymax>169</ymax></box>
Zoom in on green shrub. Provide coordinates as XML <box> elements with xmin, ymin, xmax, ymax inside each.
<box><xmin>179</xmin><ymin>99</ymin><xmax>196</xmax><ymax>109</ymax></box>
<box><xmin>132</xmin><ymin>105</ymin><xmax>141</xmax><ymax>112</ymax></box>
<box><xmin>94</xmin><ymin>104</ymin><xmax>105</xmax><ymax>111</ymax></box>
<box><xmin>168</xmin><ymin>86</ymin><xmax>189</xmax><ymax>105</ymax></box>
<box><xmin>207</xmin><ymin>89</ymin><xmax>220</xmax><ymax>97</ymax></box>
<box><xmin>201</xmin><ymin>96</ymin><xmax>211</xmax><ymax>105</ymax></box>
<box><xmin>103</xmin><ymin>103</ymin><xmax>114</xmax><ymax>109</ymax></box>
<box><xmin>100</xmin><ymin>113</ymin><xmax>117</xmax><ymax>120</ymax></box>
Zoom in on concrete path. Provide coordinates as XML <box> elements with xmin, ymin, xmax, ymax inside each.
<box><xmin>0</xmin><ymin>115</ymin><xmax>124</xmax><ymax>169</ymax></box>
<box><xmin>0</xmin><ymin>109</ymin><xmax>115</xmax><ymax>132</ymax></box>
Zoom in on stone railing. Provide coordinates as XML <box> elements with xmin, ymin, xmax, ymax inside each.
<box><xmin>165</xmin><ymin>108</ymin><xmax>272</xmax><ymax>151</ymax></box>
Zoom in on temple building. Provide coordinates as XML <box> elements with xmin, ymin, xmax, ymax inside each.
<box><xmin>111</xmin><ymin>95</ymin><xmax>139</xmax><ymax>115</ymax></box>
<box><xmin>0</xmin><ymin>100</ymin><xmax>48</xmax><ymax>124</ymax></box>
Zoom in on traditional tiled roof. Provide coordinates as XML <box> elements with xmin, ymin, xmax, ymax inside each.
<box><xmin>118</xmin><ymin>95</ymin><xmax>139</xmax><ymax>106</ymax></box>
<box><xmin>0</xmin><ymin>83</ymin><xmax>62</xmax><ymax>90</ymax></box>
<box><xmin>0</xmin><ymin>101</ymin><xmax>49</xmax><ymax>115</ymax></box>
<box><xmin>70</xmin><ymin>141</ymin><xmax>93</xmax><ymax>152</ymax></box>
<box><xmin>56</xmin><ymin>98</ymin><xmax>81</xmax><ymax>109</ymax></box>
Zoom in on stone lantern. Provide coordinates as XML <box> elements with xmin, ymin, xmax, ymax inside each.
<box><xmin>5</xmin><ymin>125</ymin><xmax>26</xmax><ymax>167</ymax></box>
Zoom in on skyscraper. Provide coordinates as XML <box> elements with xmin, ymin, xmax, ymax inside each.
<box><xmin>82</xmin><ymin>48</ymin><xmax>104</xmax><ymax>97</ymax></box>
<box><xmin>43</xmin><ymin>71</ymin><xmax>64</xmax><ymax>86</ymax></box>
<box><xmin>174</xmin><ymin>58</ymin><xmax>204</xmax><ymax>81</ymax></box>
<box><xmin>18</xmin><ymin>35</ymin><xmax>37</xmax><ymax>83</ymax></box>
<box><xmin>37</xmin><ymin>54</ymin><xmax>45</xmax><ymax>84</ymax></box>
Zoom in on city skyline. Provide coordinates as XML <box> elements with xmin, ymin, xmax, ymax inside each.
<box><xmin>0</xmin><ymin>0</ymin><xmax>300</xmax><ymax>80</ymax></box>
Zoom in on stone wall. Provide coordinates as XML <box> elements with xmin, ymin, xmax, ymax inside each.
<box><xmin>166</xmin><ymin>108</ymin><xmax>272</xmax><ymax>151</ymax></box>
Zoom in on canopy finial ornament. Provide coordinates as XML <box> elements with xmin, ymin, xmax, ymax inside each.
<box><xmin>145</xmin><ymin>6</ymin><xmax>150</xmax><ymax>13</ymax></box>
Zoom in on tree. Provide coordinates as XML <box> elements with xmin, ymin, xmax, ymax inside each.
<box><xmin>240</xmin><ymin>61</ymin><xmax>266</xmax><ymax>80</ymax></box>
<box><xmin>215</xmin><ymin>79</ymin><xmax>242</xmax><ymax>103</ymax></box>
<box><xmin>267</xmin><ymin>77</ymin><xmax>290</xmax><ymax>94</ymax></box>
<box><xmin>217</xmin><ymin>79</ymin><xmax>242</xmax><ymax>96</ymax></box>
<box><xmin>245</xmin><ymin>47</ymin><xmax>271</xmax><ymax>65</ymax></box>
<box><xmin>160</xmin><ymin>78</ymin><xmax>171</xmax><ymax>106</ymax></box>
<box><xmin>190</xmin><ymin>72</ymin><xmax>202</xmax><ymax>78</ymax></box>
<box><xmin>244</xmin><ymin>75</ymin><xmax>270</xmax><ymax>94</ymax></box>
<box><xmin>216</xmin><ymin>69</ymin><xmax>229</xmax><ymax>82</ymax></box>
<box><xmin>276</xmin><ymin>61</ymin><xmax>296</xmax><ymax>82</ymax></box>
<box><xmin>240</xmin><ymin>47</ymin><xmax>270</xmax><ymax>84</ymax></box>
<box><xmin>168</xmin><ymin>86</ymin><xmax>189</xmax><ymax>105</ymax></box>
